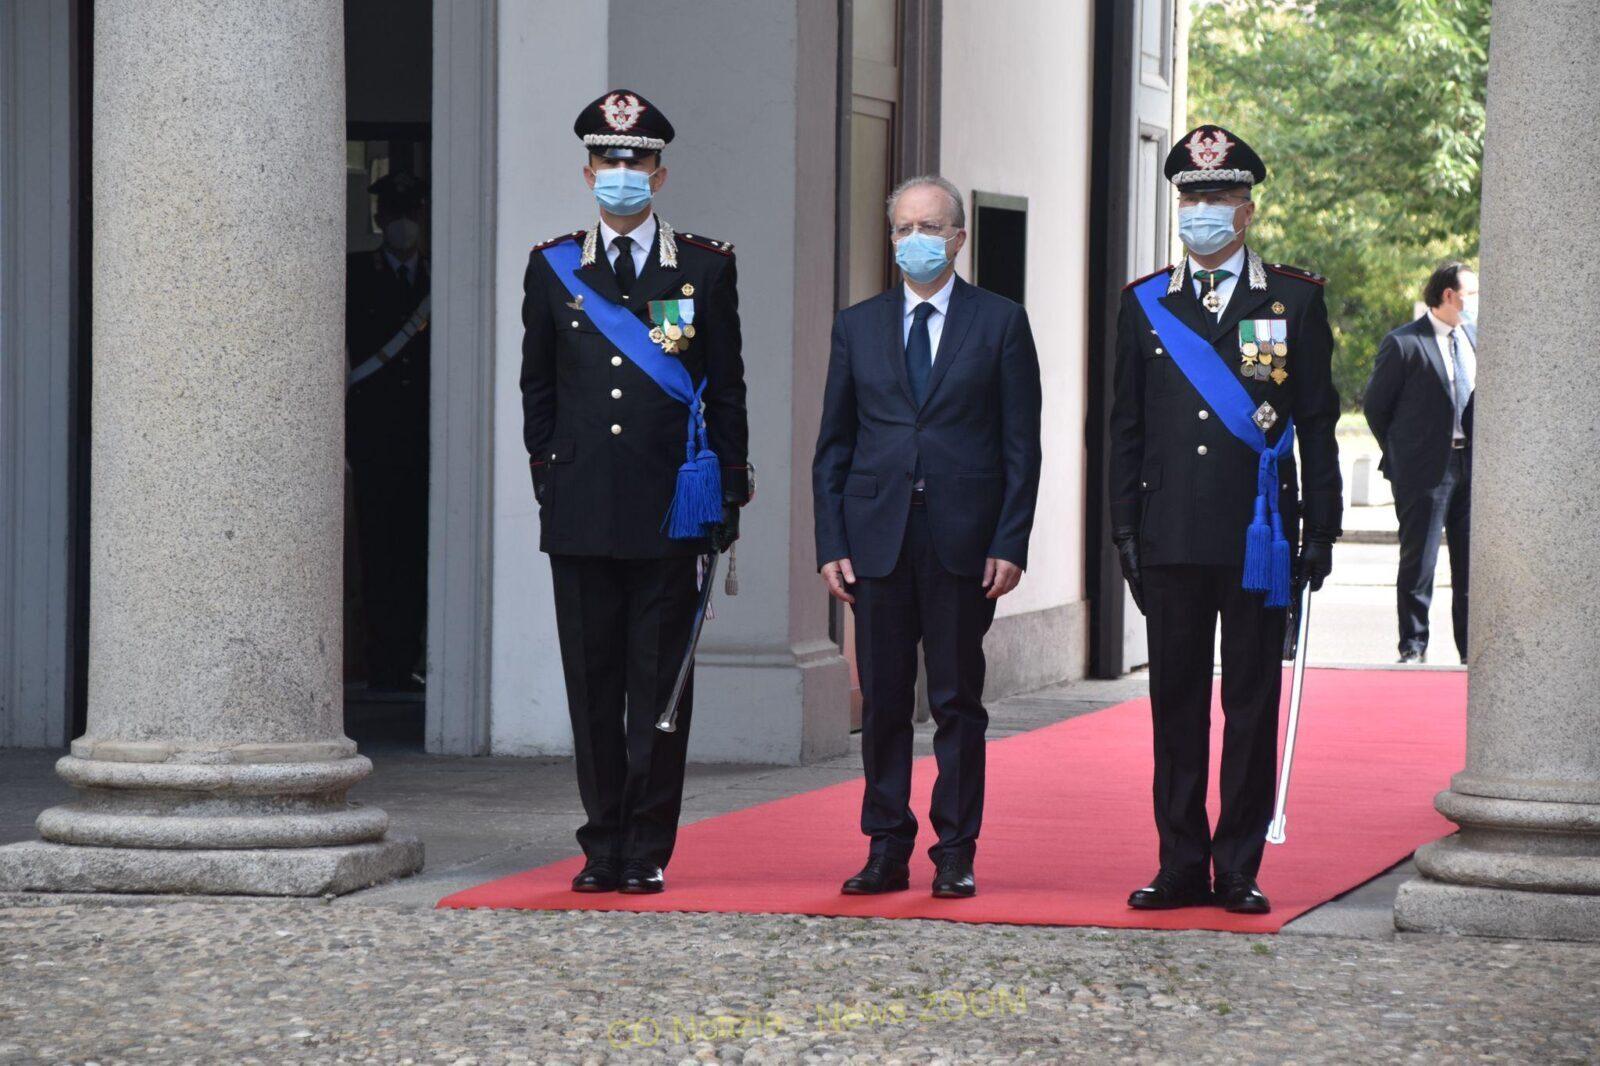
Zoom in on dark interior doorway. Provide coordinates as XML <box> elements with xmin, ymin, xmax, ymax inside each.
<box><xmin>342</xmin><ymin>0</ymin><xmax>433</xmax><ymax>748</ymax></box>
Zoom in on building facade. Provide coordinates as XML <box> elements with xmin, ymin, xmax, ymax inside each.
<box><xmin>0</xmin><ymin>0</ymin><xmax>1186</xmax><ymax>765</ymax></box>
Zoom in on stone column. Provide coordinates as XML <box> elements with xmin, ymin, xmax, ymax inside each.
<box><xmin>1394</xmin><ymin>0</ymin><xmax>1600</xmax><ymax>940</ymax></box>
<box><xmin>0</xmin><ymin>0</ymin><xmax>420</xmax><ymax>895</ymax></box>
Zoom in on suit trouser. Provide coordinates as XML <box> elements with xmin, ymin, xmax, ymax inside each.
<box><xmin>852</xmin><ymin>505</ymin><xmax>997</xmax><ymax>864</ymax></box>
<box><xmin>1143</xmin><ymin>564</ymin><xmax>1285</xmax><ymax>880</ymax></box>
<box><xmin>549</xmin><ymin>554</ymin><xmax>698</xmax><ymax>868</ymax></box>
<box><xmin>1394</xmin><ymin>448</ymin><xmax>1471</xmax><ymax>660</ymax></box>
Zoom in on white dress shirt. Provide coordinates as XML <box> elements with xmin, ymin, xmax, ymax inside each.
<box><xmin>599</xmin><ymin>212</ymin><xmax>656</xmax><ymax>276</ymax></box>
<box><xmin>1426</xmin><ymin>310</ymin><xmax>1477</xmax><ymax>442</ymax></box>
<box><xmin>1189</xmin><ymin>244</ymin><xmax>1246</xmax><ymax>319</ymax></box>
<box><xmin>383</xmin><ymin>248</ymin><xmax>421</xmax><ymax>286</ymax></box>
<box><xmin>902</xmin><ymin>273</ymin><xmax>957</xmax><ymax>362</ymax></box>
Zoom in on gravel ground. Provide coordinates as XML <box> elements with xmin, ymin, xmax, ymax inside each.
<box><xmin>1</xmin><ymin>898</ymin><xmax>1596</xmax><ymax>1064</ymax></box>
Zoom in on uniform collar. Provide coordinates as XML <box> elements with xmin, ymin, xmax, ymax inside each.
<box><xmin>598</xmin><ymin>212</ymin><xmax>657</xmax><ymax>258</ymax></box>
<box><xmin>1187</xmin><ymin>244</ymin><xmax>1247</xmax><ymax>283</ymax></box>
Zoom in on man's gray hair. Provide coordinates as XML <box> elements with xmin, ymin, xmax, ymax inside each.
<box><xmin>886</xmin><ymin>174</ymin><xmax>966</xmax><ymax>229</ymax></box>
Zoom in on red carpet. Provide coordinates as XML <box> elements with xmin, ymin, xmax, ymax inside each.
<box><xmin>438</xmin><ymin>669</ymin><xmax>1464</xmax><ymax>932</ymax></box>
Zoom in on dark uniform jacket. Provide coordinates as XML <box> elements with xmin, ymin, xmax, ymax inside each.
<box><xmin>812</xmin><ymin>277</ymin><xmax>1043</xmax><ymax>579</ymax></box>
<box><xmin>520</xmin><ymin>220</ymin><xmax>749</xmax><ymax>559</ymax></box>
<box><xmin>1110</xmin><ymin>249</ymin><xmax>1343</xmax><ymax>568</ymax></box>
<box><xmin>346</xmin><ymin>249</ymin><xmax>430</xmax><ymax>455</ymax></box>
<box><xmin>1363</xmin><ymin>315</ymin><xmax>1477</xmax><ymax>497</ymax></box>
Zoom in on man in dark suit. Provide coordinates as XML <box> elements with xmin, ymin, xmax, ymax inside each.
<box><xmin>1363</xmin><ymin>262</ymin><xmax>1478</xmax><ymax>664</ymax></box>
<box><xmin>521</xmin><ymin>90</ymin><xmax>751</xmax><ymax>895</ymax></box>
<box><xmin>1111</xmin><ymin>126</ymin><xmax>1343</xmax><ymax>914</ymax></box>
<box><xmin>813</xmin><ymin>175</ymin><xmax>1042</xmax><ymax>900</ymax></box>
<box><xmin>346</xmin><ymin>173</ymin><xmax>431</xmax><ymax>693</ymax></box>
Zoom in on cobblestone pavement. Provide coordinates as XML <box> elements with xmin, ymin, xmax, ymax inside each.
<box><xmin>2</xmin><ymin>898</ymin><xmax>1596</xmax><ymax>1064</ymax></box>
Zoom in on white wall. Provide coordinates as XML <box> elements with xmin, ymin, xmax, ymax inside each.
<box><xmin>488</xmin><ymin>0</ymin><xmax>609</xmax><ymax>755</ymax></box>
<box><xmin>940</xmin><ymin>0</ymin><xmax>1094</xmax><ymax>625</ymax></box>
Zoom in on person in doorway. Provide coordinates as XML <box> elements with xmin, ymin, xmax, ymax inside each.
<box><xmin>346</xmin><ymin>172</ymin><xmax>431</xmax><ymax>693</ymax></box>
<box><xmin>1363</xmin><ymin>262</ymin><xmax>1478</xmax><ymax>664</ymax></box>
<box><xmin>812</xmin><ymin>174</ymin><xmax>1042</xmax><ymax>900</ymax></box>
<box><xmin>1110</xmin><ymin>125</ymin><xmax>1343</xmax><ymax>914</ymax></box>
<box><xmin>520</xmin><ymin>90</ymin><xmax>751</xmax><ymax>895</ymax></box>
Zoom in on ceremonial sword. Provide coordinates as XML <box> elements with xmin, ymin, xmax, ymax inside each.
<box><xmin>1266</xmin><ymin>582</ymin><xmax>1314</xmax><ymax>845</ymax></box>
<box><xmin>655</xmin><ymin>550</ymin><xmax>721</xmax><ymax>734</ymax></box>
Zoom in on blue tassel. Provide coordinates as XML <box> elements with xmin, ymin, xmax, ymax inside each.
<box><xmin>1242</xmin><ymin>496</ymin><xmax>1272</xmax><ymax>592</ymax></box>
<box><xmin>1267</xmin><ymin>515</ymin><xmax>1292</xmax><ymax>608</ymax></box>
<box><xmin>666</xmin><ymin>447</ymin><xmax>724</xmax><ymax>539</ymax></box>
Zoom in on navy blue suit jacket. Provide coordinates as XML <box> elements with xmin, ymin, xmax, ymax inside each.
<box><xmin>1363</xmin><ymin>315</ymin><xmax>1477</xmax><ymax>497</ymax></box>
<box><xmin>812</xmin><ymin>277</ymin><xmax>1043</xmax><ymax>579</ymax></box>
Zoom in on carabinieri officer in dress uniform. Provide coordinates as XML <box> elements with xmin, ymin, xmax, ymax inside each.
<box><xmin>1110</xmin><ymin>125</ymin><xmax>1342</xmax><ymax>915</ymax></box>
<box><xmin>521</xmin><ymin>90</ymin><xmax>751</xmax><ymax>895</ymax></box>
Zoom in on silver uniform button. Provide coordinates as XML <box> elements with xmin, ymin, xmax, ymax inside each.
<box><xmin>1197</xmin><ymin>445</ymin><xmax>1208</xmax><ymax>456</ymax></box>
<box><xmin>610</xmin><ymin>355</ymin><xmax>623</xmax><ymax>367</ymax></box>
<box><xmin>610</xmin><ymin>388</ymin><xmax>622</xmax><ymax>399</ymax></box>
<box><xmin>1198</xmin><ymin>410</ymin><xmax>1210</xmax><ymax>420</ymax></box>
<box><xmin>571</xmin><ymin>320</ymin><xmax>580</xmax><ymax>328</ymax></box>
<box><xmin>610</xmin><ymin>424</ymin><xmax>622</xmax><ymax>436</ymax></box>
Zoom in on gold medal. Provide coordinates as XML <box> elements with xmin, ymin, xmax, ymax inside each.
<box><xmin>1257</xmin><ymin>352</ymin><xmax>1272</xmax><ymax>365</ymax></box>
<box><xmin>1274</xmin><ymin>341</ymin><xmax>1288</xmax><ymax>357</ymax></box>
<box><xmin>649</xmin><ymin>326</ymin><xmax>665</xmax><ymax>344</ymax></box>
<box><xmin>1270</xmin><ymin>368</ymin><xmax>1288</xmax><ymax>385</ymax></box>
<box><xmin>681</xmin><ymin>283</ymin><xmax>695</xmax><ymax>296</ymax></box>
<box><xmin>1241</xmin><ymin>342</ymin><xmax>1259</xmax><ymax>358</ymax></box>
<box><xmin>1272</xmin><ymin>354</ymin><xmax>1287</xmax><ymax>368</ymax></box>
<box><xmin>665</xmin><ymin>322</ymin><xmax>683</xmax><ymax>341</ymax></box>
<box><xmin>683</xmin><ymin>324</ymin><xmax>696</xmax><ymax>339</ymax></box>
<box><xmin>1272</xmin><ymin>301</ymin><xmax>1286</xmax><ymax>315</ymax></box>
<box><xmin>676</xmin><ymin>336</ymin><xmax>691</xmax><ymax>351</ymax></box>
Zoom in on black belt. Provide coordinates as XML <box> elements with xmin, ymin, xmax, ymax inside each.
<box><xmin>910</xmin><ymin>487</ymin><xmax>927</xmax><ymax>508</ymax></box>
<box><xmin>1452</xmin><ymin>439</ymin><xmax>1467</xmax><ymax>450</ymax></box>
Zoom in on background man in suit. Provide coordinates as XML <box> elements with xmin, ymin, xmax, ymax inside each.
<box><xmin>813</xmin><ymin>175</ymin><xmax>1042</xmax><ymax>900</ymax></box>
<box><xmin>1111</xmin><ymin>126</ymin><xmax>1343</xmax><ymax>915</ymax></box>
<box><xmin>521</xmin><ymin>90</ymin><xmax>751</xmax><ymax>896</ymax></box>
<box><xmin>1363</xmin><ymin>262</ymin><xmax>1478</xmax><ymax>664</ymax></box>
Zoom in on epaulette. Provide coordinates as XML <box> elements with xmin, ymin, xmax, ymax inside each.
<box><xmin>533</xmin><ymin>229</ymin><xmax>584</xmax><ymax>252</ymax></box>
<box><xmin>677</xmin><ymin>231</ymin><xmax>735</xmax><ymax>256</ymax></box>
<box><xmin>1266</xmin><ymin>262</ymin><xmax>1326</xmax><ymax>286</ymax></box>
<box><xmin>1122</xmin><ymin>264</ymin><xmax>1174</xmax><ymax>292</ymax></box>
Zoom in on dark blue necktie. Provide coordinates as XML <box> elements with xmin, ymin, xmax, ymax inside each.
<box><xmin>906</xmin><ymin>302</ymin><xmax>935</xmax><ymax>405</ymax></box>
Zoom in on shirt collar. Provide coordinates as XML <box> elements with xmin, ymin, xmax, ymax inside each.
<box><xmin>598</xmin><ymin>212</ymin><xmax>657</xmax><ymax>258</ymax></box>
<box><xmin>1188</xmin><ymin>244</ymin><xmax>1246</xmax><ymax>282</ymax></box>
<box><xmin>383</xmin><ymin>248</ymin><xmax>419</xmax><ymax>277</ymax></box>
<box><xmin>1425</xmin><ymin>310</ymin><xmax>1461</xmax><ymax>338</ymax></box>
<box><xmin>903</xmin><ymin>273</ymin><xmax>957</xmax><ymax>317</ymax></box>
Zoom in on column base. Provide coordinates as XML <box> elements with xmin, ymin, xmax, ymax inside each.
<box><xmin>1395</xmin><ymin>877</ymin><xmax>1600</xmax><ymax>943</ymax></box>
<box><xmin>0</xmin><ymin>837</ymin><xmax>423</xmax><ymax>897</ymax></box>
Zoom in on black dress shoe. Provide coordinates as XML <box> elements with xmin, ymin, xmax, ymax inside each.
<box><xmin>570</xmin><ymin>858</ymin><xmax>620</xmax><ymax>893</ymax></box>
<box><xmin>1127</xmin><ymin>869</ymin><xmax>1212</xmax><ymax>910</ymax></box>
<box><xmin>1398</xmin><ymin>646</ymin><xmax>1427</xmax><ymax>664</ymax></box>
<box><xmin>617</xmin><ymin>862</ymin><xmax>665</xmax><ymax>894</ymax></box>
<box><xmin>1215</xmin><ymin>874</ymin><xmax>1271</xmax><ymax>914</ymax></box>
<box><xmin>841</xmin><ymin>855</ymin><xmax>910</xmax><ymax>895</ymax></box>
<box><xmin>931</xmin><ymin>856</ymin><xmax>976</xmax><ymax>899</ymax></box>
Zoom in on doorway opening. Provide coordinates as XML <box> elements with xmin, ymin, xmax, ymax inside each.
<box><xmin>341</xmin><ymin>0</ymin><xmax>433</xmax><ymax>748</ymax></box>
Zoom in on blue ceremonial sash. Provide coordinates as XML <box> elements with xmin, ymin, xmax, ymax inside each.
<box><xmin>1132</xmin><ymin>273</ymin><xmax>1296</xmax><ymax>607</ymax></box>
<box><xmin>542</xmin><ymin>239</ymin><xmax>722</xmax><ymax>539</ymax></box>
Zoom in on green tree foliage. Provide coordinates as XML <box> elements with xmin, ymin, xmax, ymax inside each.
<box><xmin>1188</xmin><ymin>0</ymin><xmax>1489</xmax><ymax>405</ymax></box>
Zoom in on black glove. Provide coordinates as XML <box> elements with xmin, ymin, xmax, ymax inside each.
<box><xmin>530</xmin><ymin>461</ymin><xmax>548</xmax><ymax>504</ymax></box>
<box><xmin>1298</xmin><ymin>539</ymin><xmax>1333</xmax><ymax>592</ymax></box>
<box><xmin>1113</xmin><ymin>526</ymin><xmax>1145</xmax><ymax>614</ymax></box>
<box><xmin>710</xmin><ymin>503</ymin><xmax>740</xmax><ymax>553</ymax></box>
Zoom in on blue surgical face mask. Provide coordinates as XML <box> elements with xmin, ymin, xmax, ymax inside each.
<box><xmin>592</xmin><ymin>167</ymin><xmax>655</xmax><ymax>216</ymax></box>
<box><xmin>1178</xmin><ymin>202</ymin><xmax>1242</xmax><ymax>256</ymax></box>
<box><xmin>1461</xmin><ymin>294</ymin><xmax>1479</xmax><ymax>323</ymax></box>
<box><xmin>894</xmin><ymin>231</ymin><xmax>955</xmax><ymax>284</ymax></box>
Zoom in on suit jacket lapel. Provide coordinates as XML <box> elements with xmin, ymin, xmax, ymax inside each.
<box><xmin>1416</xmin><ymin>315</ymin><xmax>1452</xmax><ymax>395</ymax></box>
<box><xmin>920</xmin><ymin>278</ymin><xmax>977</xmax><ymax>410</ymax></box>
<box><xmin>1158</xmin><ymin>283</ymin><xmax>1214</xmax><ymax>348</ymax></box>
<box><xmin>883</xmin><ymin>290</ymin><xmax>916</xmax><ymax>408</ymax></box>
